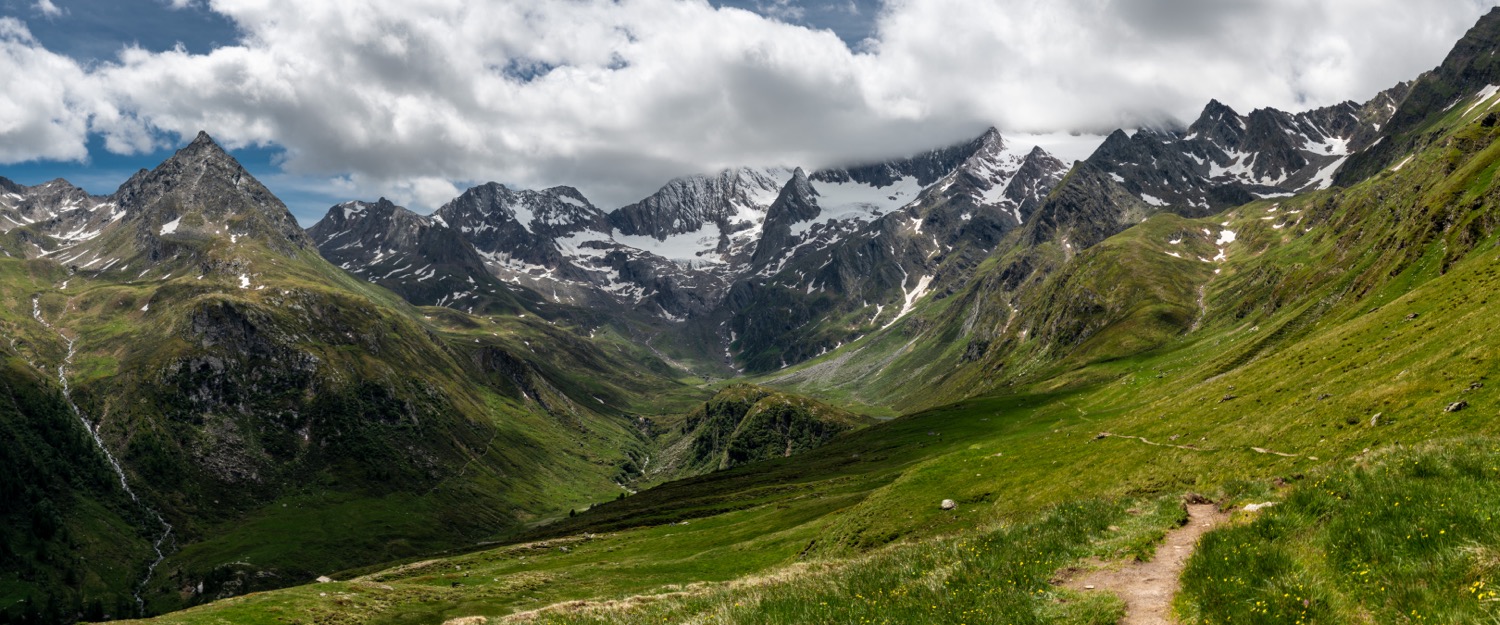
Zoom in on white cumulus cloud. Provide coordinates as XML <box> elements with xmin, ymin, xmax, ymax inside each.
<box><xmin>0</xmin><ymin>0</ymin><xmax>1498</xmax><ymax>211</ymax></box>
<box><xmin>0</xmin><ymin>19</ymin><xmax>89</xmax><ymax>162</ymax></box>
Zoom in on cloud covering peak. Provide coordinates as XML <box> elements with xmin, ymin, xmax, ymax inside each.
<box><xmin>1</xmin><ymin>0</ymin><xmax>1497</xmax><ymax>210</ymax></box>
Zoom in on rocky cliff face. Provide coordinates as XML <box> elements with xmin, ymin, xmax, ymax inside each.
<box><xmin>308</xmin><ymin>199</ymin><xmax>526</xmax><ymax>313</ymax></box>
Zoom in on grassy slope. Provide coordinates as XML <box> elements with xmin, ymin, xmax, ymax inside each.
<box><xmin>1</xmin><ymin>218</ymin><xmax>710</xmax><ymax>618</ymax></box>
<box><xmin>1179</xmin><ymin>439</ymin><xmax>1500</xmax><ymax>624</ymax></box>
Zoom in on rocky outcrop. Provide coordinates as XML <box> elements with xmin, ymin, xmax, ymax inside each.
<box><xmin>656</xmin><ymin>384</ymin><xmax>869</xmax><ymax>476</ymax></box>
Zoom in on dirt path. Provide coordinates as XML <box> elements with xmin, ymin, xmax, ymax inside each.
<box><xmin>1064</xmin><ymin>504</ymin><xmax>1229</xmax><ymax>625</ymax></box>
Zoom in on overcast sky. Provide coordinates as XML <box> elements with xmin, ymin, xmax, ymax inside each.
<box><xmin>2</xmin><ymin>0</ymin><xmax>1498</xmax><ymax>222</ymax></box>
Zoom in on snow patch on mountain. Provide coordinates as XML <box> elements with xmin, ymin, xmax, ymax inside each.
<box><xmin>616</xmin><ymin>224</ymin><xmax>724</xmax><ymax>264</ymax></box>
<box><xmin>1463</xmin><ymin>85</ymin><xmax>1500</xmax><ymax>117</ymax></box>
<box><xmin>884</xmin><ymin>272</ymin><xmax>935</xmax><ymax>330</ymax></box>
<box><xmin>795</xmin><ymin>176</ymin><xmax>920</xmax><ymax>236</ymax></box>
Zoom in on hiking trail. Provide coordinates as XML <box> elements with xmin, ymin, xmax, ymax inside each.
<box><xmin>1062</xmin><ymin>503</ymin><xmax>1229</xmax><ymax>625</ymax></box>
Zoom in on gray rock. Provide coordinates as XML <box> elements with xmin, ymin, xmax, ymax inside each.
<box><xmin>940</xmin><ymin>499</ymin><xmax>957</xmax><ymax>511</ymax></box>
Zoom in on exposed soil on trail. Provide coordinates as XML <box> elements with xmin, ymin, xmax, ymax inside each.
<box><xmin>1062</xmin><ymin>503</ymin><xmax>1230</xmax><ymax>625</ymax></box>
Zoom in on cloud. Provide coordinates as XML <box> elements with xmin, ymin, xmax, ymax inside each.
<box><xmin>864</xmin><ymin>0</ymin><xmax>1500</xmax><ymax>134</ymax></box>
<box><xmin>33</xmin><ymin>0</ymin><xmax>64</xmax><ymax>18</ymax></box>
<box><xmin>756</xmin><ymin>0</ymin><xmax>806</xmax><ymax>21</ymax></box>
<box><xmin>0</xmin><ymin>19</ymin><xmax>89</xmax><ymax>162</ymax></box>
<box><xmin>1</xmin><ymin>0</ymin><xmax>1499</xmax><ymax>211</ymax></box>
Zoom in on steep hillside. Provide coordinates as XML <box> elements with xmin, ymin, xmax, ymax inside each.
<box><xmin>0</xmin><ymin>135</ymin><xmax>706</xmax><ymax>620</ymax></box>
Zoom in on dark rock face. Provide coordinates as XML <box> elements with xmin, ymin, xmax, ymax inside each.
<box><xmin>308</xmin><ymin>199</ymin><xmax>523</xmax><ymax>313</ymax></box>
<box><xmin>434</xmin><ymin>182</ymin><xmax>611</xmax><ymax>278</ymax></box>
<box><xmin>610</xmin><ymin>167</ymin><xmax>787</xmax><ymax>241</ymax></box>
<box><xmin>751</xmin><ymin>168</ymin><xmax>821</xmax><ymax>268</ymax></box>
<box><xmin>725</xmin><ymin>130</ymin><xmax>1071</xmax><ymax>371</ymax></box>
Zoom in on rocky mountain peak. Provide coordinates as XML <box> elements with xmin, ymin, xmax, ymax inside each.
<box><xmin>977</xmin><ymin>126</ymin><xmax>1004</xmax><ymax>147</ymax></box>
<box><xmin>609</xmin><ymin>167</ymin><xmax>790</xmax><ymax>241</ymax></box>
<box><xmin>0</xmin><ymin>175</ymin><xmax>107</xmax><ymax>238</ymax></box>
<box><xmin>751</xmin><ymin>168</ymin><xmax>820</xmax><ymax>268</ymax></box>
<box><xmin>1188</xmin><ymin>100</ymin><xmax>1246</xmax><ymax>149</ymax></box>
<box><xmin>767</xmin><ymin>168</ymin><xmax>818</xmax><ymax>222</ymax></box>
<box><xmin>545</xmin><ymin>185</ymin><xmax>594</xmax><ymax>208</ymax></box>
<box><xmin>437</xmin><ymin>182</ymin><xmax>608</xmax><ymax>237</ymax></box>
<box><xmin>788</xmin><ymin>167</ymin><xmax>814</xmax><ymax>194</ymax></box>
<box><xmin>103</xmin><ymin>130</ymin><xmax>312</xmax><ymax>257</ymax></box>
<box><xmin>189</xmin><ymin>129</ymin><xmax>220</xmax><ymax>148</ymax></box>
<box><xmin>321</xmin><ymin>198</ymin><xmax>416</xmax><ymax>229</ymax></box>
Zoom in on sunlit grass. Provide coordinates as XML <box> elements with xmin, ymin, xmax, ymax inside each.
<box><xmin>1180</xmin><ymin>439</ymin><xmax>1500</xmax><ymax>624</ymax></box>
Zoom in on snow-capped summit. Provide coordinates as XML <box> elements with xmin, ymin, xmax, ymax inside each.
<box><xmin>1088</xmin><ymin>82</ymin><xmax>1412</xmax><ymax>213</ymax></box>
<box><xmin>308</xmin><ymin>128</ymin><xmax>1074</xmax><ymax>329</ymax></box>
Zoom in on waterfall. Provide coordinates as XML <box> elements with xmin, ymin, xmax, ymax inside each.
<box><xmin>32</xmin><ymin>295</ymin><xmax>175</xmax><ymax>616</ymax></box>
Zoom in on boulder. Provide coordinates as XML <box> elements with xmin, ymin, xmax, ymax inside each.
<box><xmin>940</xmin><ymin>499</ymin><xmax>957</xmax><ymax>511</ymax></box>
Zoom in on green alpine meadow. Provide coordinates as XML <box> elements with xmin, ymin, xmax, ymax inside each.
<box><xmin>4</xmin><ymin>2</ymin><xmax>1500</xmax><ymax>624</ymax></box>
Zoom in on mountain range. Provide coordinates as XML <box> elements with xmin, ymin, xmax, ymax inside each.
<box><xmin>7</xmin><ymin>7</ymin><xmax>1500</xmax><ymax>624</ymax></box>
